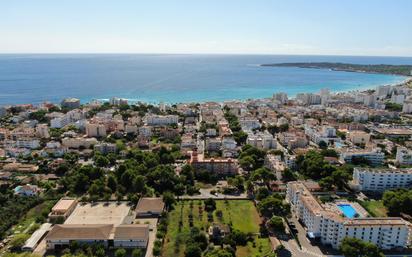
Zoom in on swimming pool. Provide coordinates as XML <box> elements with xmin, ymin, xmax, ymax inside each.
<box><xmin>337</xmin><ymin>204</ymin><xmax>358</xmax><ymax>218</ymax></box>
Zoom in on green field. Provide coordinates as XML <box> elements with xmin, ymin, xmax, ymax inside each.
<box><xmin>162</xmin><ymin>200</ymin><xmax>272</xmax><ymax>257</ymax></box>
<box><xmin>360</xmin><ymin>200</ymin><xmax>388</xmax><ymax>217</ymax></box>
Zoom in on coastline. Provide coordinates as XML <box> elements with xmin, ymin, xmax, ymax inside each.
<box><xmin>86</xmin><ymin>76</ymin><xmax>412</xmax><ymax>106</ymax></box>
<box><xmin>1</xmin><ymin>54</ymin><xmax>411</xmax><ymax>106</ymax></box>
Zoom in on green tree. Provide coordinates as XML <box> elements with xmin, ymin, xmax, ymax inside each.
<box><xmin>132</xmin><ymin>248</ymin><xmax>143</xmax><ymax>257</ymax></box>
<box><xmin>318</xmin><ymin>140</ymin><xmax>328</xmax><ymax>149</ymax></box>
<box><xmin>339</xmin><ymin>237</ymin><xmax>384</xmax><ymax>257</ymax></box>
<box><xmin>185</xmin><ymin>243</ymin><xmax>202</xmax><ymax>257</ymax></box>
<box><xmin>163</xmin><ymin>191</ymin><xmax>176</xmax><ymax>209</ymax></box>
<box><xmin>115</xmin><ymin>248</ymin><xmax>126</xmax><ymax>257</ymax></box>
<box><xmin>268</xmin><ymin>215</ymin><xmax>285</xmax><ymax>232</ymax></box>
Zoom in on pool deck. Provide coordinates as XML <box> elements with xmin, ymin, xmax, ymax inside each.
<box><xmin>323</xmin><ymin>200</ymin><xmax>369</xmax><ymax>218</ymax></box>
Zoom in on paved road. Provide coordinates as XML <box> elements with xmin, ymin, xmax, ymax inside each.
<box><xmin>179</xmin><ymin>188</ymin><xmax>248</xmax><ymax>200</ymax></box>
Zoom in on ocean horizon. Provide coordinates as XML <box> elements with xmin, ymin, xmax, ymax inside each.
<box><xmin>0</xmin><ymin>54</ymin><xmax>411</xmax><ymax>105</ymax></box>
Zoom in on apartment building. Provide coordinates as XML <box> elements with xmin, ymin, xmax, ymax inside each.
<box><xmin>62</xmin><ymin>137</ymin><xmax>98</xmax><ymax>149</ymax></box>
<box><xmin>339</xmin><ymin>148</ymin><xmax>384</xmax><ymax>166</ymax></box>
<box><xmin>246</xmin><ymin>131</ymin><xmax>276</xmax><ymax>150</ymax></box>
<box><xmin>347</xmin><ymin>130</ymin><xmax>370</xmax><ymax>145</ymax></box>
<box><xmin>287</xmin><ymin>182</ymin><xmax>411</xmax><ymax>250</ymax></box>
<box><xmin>61</xmin><ymin>98</ymin><xmax>80</xmax><ymax>109</ymax></box>
<box><xmin>305</xmin><ymin>125</ymin><xmax>340</xmax><ymax>145</ymax></box>
<box><xmin>94</xmin><ymin>143</ymin><xmax>117</xmax><ymax>154</ymax></box>
<box><xmin>189</xmin><ymin>150</ymin><xmax>238</xmax><ymax>176</ymax></box>
<box><xmin>86</xmin><ymin>122</ymin><xmax>107</xmax><ymax>138</ymax></box>
<box><xmin>239</xmin><ymin>117</ymin><xmax>261</xmax><ymax>132</ymax></box>
<box><xmin>36</xmin><ymin>124</ymin><xmax>50</xmax><ymax>138</ymax></box>
<box><xmin>144</xmin><ymin>114</ymin><xmax>178</xmax><ymax>126</ymax></box>
<box><xmin>205</xmin><ymin>137</ymin><xmax>222</xmax><ymax>152</ymax></box>
<box><xmin>352</xmin><ymin>167</ymin><xmax>412</xmax><ymax>192</ymax></box>
<box><xmin>50</xmin><ymin>110</ymin><xmax>85</xmax><ymax>129</ymax></box>
<box><xmin>0</xmin><ymin>106</ymin><xmax>7</xmax><ymax>117</ymax></box>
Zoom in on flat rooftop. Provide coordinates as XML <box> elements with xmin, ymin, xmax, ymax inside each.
<box><xmin>52</xmin><ymin>199</ymin><xmax>77</xmax><ymax>212</ymax></box>
<box><xmin>64</xmin><ymin>202</ymin><xmax>132</xmax><ymax>225</ymax></box>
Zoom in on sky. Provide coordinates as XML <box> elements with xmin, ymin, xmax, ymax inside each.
<box><xmin>1</xmin><ymin>0</ymin><xmax>411</xmax><ymax>56</ymax></box>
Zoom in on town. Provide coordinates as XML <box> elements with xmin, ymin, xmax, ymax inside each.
<box><xmin>2</xmin><ymin>79</ymin><xmax>412</xmax><ymax>257</ymax></box>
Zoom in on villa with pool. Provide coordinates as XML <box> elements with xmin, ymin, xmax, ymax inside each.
<box><xmin>286</xmin><ymin>181</ymin><xmax>411</xmax><ymax>250</ymax></box>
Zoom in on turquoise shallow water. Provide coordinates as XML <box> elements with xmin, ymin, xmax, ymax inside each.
<box><xmin>0</xmin><ymin>54</ymin><xmax>410</xmax><ymax>105</ymax></box>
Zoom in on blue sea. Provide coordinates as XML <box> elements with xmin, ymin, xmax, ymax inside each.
<box><xmin>0</xmin><ymin>54</ymin><xmax>411</xmax><ymax>105</ymax></box>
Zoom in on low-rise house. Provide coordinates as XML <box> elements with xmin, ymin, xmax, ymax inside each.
<box><xmin>2</xmin><ymin>162</ymin><xmax>39</xmax><ymax>173</ymax></box>
<box><xmin>135</xmin><ymin>197</ymin><xmax>165</xmax><ymax>217</ymax></box>
<box><xmin>49</xmin><ymin>198</ymin><xmax>78</xmax><ymax>222</ymax></box>
<box><xmin>208</xmin><ymin>223</ymin><xmax>230</xmax><ymax>240</ymax></box>
<box><xmin>14</xmin><ymin>184</ymin><xmax>40</xmax><ymax>196</ymax></box>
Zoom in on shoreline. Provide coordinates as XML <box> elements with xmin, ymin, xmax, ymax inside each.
<box><xmin>2</xmin><ymin>72</ymin><xmax>411</xmax><ymax>108</ymax></box>
<box><xmin>86</xmin><ymin>77</ymin><xmax>412</xmax><ymax>106</ymax></box>
<box><xmin>4</xmin><ymin>76</ymin><xmax>410</xmax><ymax>108</ymax></box>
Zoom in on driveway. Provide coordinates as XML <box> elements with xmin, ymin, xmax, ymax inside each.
<box><xmin>179</xmin><ymin>188</ymin><xmax>248</xmax><ymax>200</ymax></box>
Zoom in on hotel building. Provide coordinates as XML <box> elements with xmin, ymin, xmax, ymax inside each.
<box><xmin>287</xmin><ymin>182</ymin><xmax>411</xmax><ymax>250</ymax></box>
<box><xmin>352</xmin><ymin>167</ymin><xmax>412</xmax><ymax>192</ymax></box>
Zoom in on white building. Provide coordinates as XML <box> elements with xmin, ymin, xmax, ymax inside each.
<box><xmin>221</xmin><ymin>137</ymin><xmax>237</xmax><ymax>150</ymax></box>
<box><xmin>61</xmin><ymin>98</ymin><xmax>80</xmax><ymax>109</ymax></box>
<box><xmin>287</xmin><ymin>182</ymin><xmax>411</xmax><ymax>250</ymax></box>
<box><xmin>62</xmin><ymin>137</ymin><xmax>98</xmax><ymax>149</ymax></box>
<box><xmin>391</xmin><ymin>94</ymin><xmax>405</xmax><ymax>105</ymax></box>
<box><xmin>85</xmin><ymin>122</ymin><xmax>107</xmax><ymax>138</ymax></box>
<box><xmin>50</xmin><ymin>110</ymin><xmax>85</xmax><ymax>129</ymax></box>
<box><xmin>14</xmin><ymin>138</ymin><xmax>40</xmax><ymax>149</ymax></box>
<box><xmin>110</xmin><ymin>97</ymin><xmax>128</xmax><ymax>106</ymax></box>
<box><xmin>239</xmin><ymin>117</ymin><xmax>261</xmax><ymax>132</ymax></box>
<box><xmin>205</xmin><ymin>138</ymin><xmax>222</xmax><ymax>152</ymax></box>
<box><xmin>0</xmin><ymin>106</ymin><xmax>7</xmax><ymax>117</ymax></box>
<box><xmin>138</xmin><ymin>126</ymin><xmax>152</xmax><ymax>137</ymax></box>
<box><xmin>352</xmin><ymin>167</ymin><xmax>412</xmax><ymax>192</ymax></box>
<box><xmin>94</xmin><ymin>143</ymin><xmax>117</xmax><ymax>154</ymax></box>
<box><xmin>273</xmin><ymin>92</ymin><xmax>288</xmax><ymax>104</ymax></box>
<box><xmin>403</xmin><ymin>98</ymin><xmax>412</xmax><ymax>113</ymax></box>
<box><xmin>296</xmin><ymin>93</ymin><xmax>321</xmax><ymax>105</ymax></box>
<box><xmin>339</xmin><ymin>148</ymin><xmax>384</xmax><ymax>166</ymax></box>
<box><xmin>396</xmin><ymin>147</ymin><xmax>412</xmax><ymax>165</ymax></box>
<box><xmin>145</xmin><ymin>114</ymin><xmax>178</xmax><ymax>126</ymax></box>
<box><xmin>376</xmin><ymin>85</ymin><xmax>392</xmax><ymax>98</ymax></box>
<box><xmin>305</xmin><ymin>125</ymin><xmax>339</xmax><ymax>145</ymax></box>
<box><xmin>246</xmin><ymin>131</ymin><xmax>276</xmax><ymax>149</ymax></box>
<box><xmin>36</xmin><ymin>124</ymin><xmax>50</xmax><ymax>138</ymax></box>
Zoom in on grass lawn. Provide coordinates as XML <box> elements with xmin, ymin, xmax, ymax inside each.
<box><xmin>360</xmin><ymin>200</ymin><xmax>387</xmax><ymax>217</ymax></box>
<box><xmin>162</xmin><ymin>200</ymin><xmax>271</xmax><ymax>257</ymax></box>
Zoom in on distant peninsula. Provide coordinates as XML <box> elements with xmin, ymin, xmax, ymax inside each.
<box><xmin>261</xmin><ymin>62</ymin><xmax>412</xmax><ymax>76</ymax></box>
